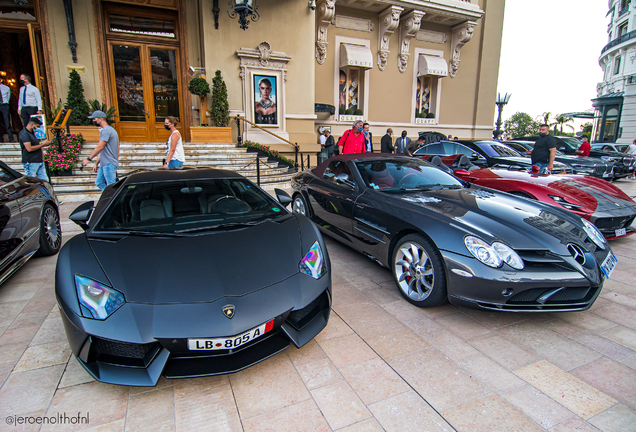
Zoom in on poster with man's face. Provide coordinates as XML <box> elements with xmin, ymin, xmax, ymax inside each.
<box><xmin>254</xmin><ymin>75</ymin><xmax>277</xmax><ymax>125</ymax></box>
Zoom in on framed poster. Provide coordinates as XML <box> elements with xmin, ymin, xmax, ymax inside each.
<box><xmin>254</xmin><ymin>75</ymin><xmax>277</xmax><ymax>125</ymax></box>
<box><xmin>30</xmin><ymin>114</ymin><xmax>47</xmax><ymax>140</ymax></box>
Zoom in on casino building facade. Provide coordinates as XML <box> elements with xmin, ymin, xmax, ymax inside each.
<box><xmin>0</xmin><ymin>0</ymin><xmax>505</xmax><ymax>156</ymax></box>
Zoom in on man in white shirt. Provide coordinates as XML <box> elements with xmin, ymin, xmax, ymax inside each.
<box><xmin>18</xmin><ymin>74</ymin><xmax>43</xmax><ymax>129</ymax></box>
<box><xmin>0</xmin><ymin>79</ymin><xmax>15</xmax><ymax>142</ymax></box>
<box><xmin>626</xmin><ymin>139</ymin><xmax>636</xmax><ymax>155</ymax></box>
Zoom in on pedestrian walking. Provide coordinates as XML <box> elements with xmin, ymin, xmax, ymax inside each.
<box><xmin>0</xmin><ymin>79</ymin><xmax>15</xmax><ymax>143</ymax></box>
<box><xmin>17</xmin><ymin>74</ymin><xmax>42</xmax><ymax>129</ymax></box>
<box><xmin>339</xmin><ymin>120</ymin><xmax>365</xmax><ymax>154</ymax></box>
<box><xmin>163</xmin><ymin>116</ymin><xmax>185</xmax><ymax>168</ymax></box>
<box><xmin>323</xmin><ymin>129</ymin><xmax>335</xmax><ymax>158</ymax></box>
<box><xmin>19</xmin><ymin>116</ymin><xmax>51</xmax><ymax>181</ymax></box>
<box><xmin>380</xmin><ymin>128</ymin><xmax>394</xmax><ymax>153</ymax></box>
<box><xmin>575</xmin><ymin>135</ymin><xmax>591</xmax><ymax>156</ymax></box>
<box><xmin>363</xmin><ymin>122</ymin><xmax>373</xmax><ymax>152</ymax></box>
<box><xmin>82</xmin><ymin>110</ymin><xmax>120</xmax><ymax>191</ymax></box>
<box><xmin>526</xmin><ymin>124</ymin><xmax>556</xmax><ymax>173</ymax></box>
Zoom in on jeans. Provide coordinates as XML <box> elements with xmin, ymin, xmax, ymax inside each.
<box><xmin>535</xmin><ymin>162</ymin><xmax>549</xmax><ymax>174</ymax></box>
<box><xmin>96</xmin><ymin>163</ymin><xmax>117</xmax><ymax>191</ymax></box>
<box><xmin>23</xmin><ymin>162</ymin><xmax>49</xmax><ymax>182</ymax></box>
<box><xmin>168</xmin><ymin>159</ymin><xmax>183</xmax><ymax>168</ymax></box>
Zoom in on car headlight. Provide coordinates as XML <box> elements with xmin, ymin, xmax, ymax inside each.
<box><xmin>299</xmin><ymin>241</ymin><xmax>326</xmax><ymax>279</ymax></box>
<box><xmin>75</xmin><ymin>275</ymin><xmax>125</xmax><ymax>320</ymax></box>
<box><xmin>548</xmin><ymin>195</ymin><xmax>585</xmax><ymax>211</ymax></box>
<box><xmin>581</xmin><ymin>219</ymin><xmax>606</xmax><ymax>250</ymax></box>
<box><xmin>465</xmin><ymin>236</ymin><xmax>524</xmax><ymax>270</ymax></box>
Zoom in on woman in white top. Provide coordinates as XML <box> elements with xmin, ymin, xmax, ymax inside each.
<box><xmin>163</xmin><ymin>116</ymin><xmax>185</xmax><ymax>168</ymax></box>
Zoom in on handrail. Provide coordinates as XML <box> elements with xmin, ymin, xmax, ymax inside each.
<box><xmin>234</xmin><ymin>116</ymin><xmax>299</xmax><ymax>148</ymax></box>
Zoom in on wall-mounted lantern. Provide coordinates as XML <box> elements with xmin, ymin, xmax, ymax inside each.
<box><xmin>228</xmin><ymin>0</ymin><xmax>259</xmax><ymax>31</ymax></box>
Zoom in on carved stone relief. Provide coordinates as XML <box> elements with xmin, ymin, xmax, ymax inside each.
<box><xmin>398</xmin><ymin>10</ymin><xmax>425</xmax><ymax>73</ymax></box>
<box><xmin>450</xmin><ymin>21</ymin><xmax>477</xmax><ymax>78</ymax></box>
<box><xmin>316</xmin><ymin>0</ymin><xmax>336</xmax><ymax>65</ymax></box>
<box><xmin>377</xmin><ymin>5</ymin><xmax>403</xmax><ymax>71</ymax></box>
<box><xmin>335</xmin><ymin>15</ymin><xmax>375</xmax><ymax>32</ymax></box>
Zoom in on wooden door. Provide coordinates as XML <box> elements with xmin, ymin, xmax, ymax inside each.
<box><xmin>109</xmin><ymin>43</ymin><xmax>183</xmax><ymax>142</ymax></box>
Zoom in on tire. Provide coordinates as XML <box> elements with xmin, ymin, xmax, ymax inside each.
<box><xmin>292</xmin><ymin>194</ymin><xmax>309</xmax><ymax>217</ymax></box>
<box><xmin>37</xmin><ymin>203</ymin><xmax>61</xmax><ymax>256</ymax></box>
<box><xmin>391</xmin><ymin>234</ymin><xmax>447</xmax><ymax>307</ymax></box>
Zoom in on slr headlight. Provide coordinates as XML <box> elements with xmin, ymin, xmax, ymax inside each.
<box><xmin>299</xmin><ymin>241</ymin><xmax>326</xmax><ymax>279</ymax></box>
<box><xmin>75</xmin><ymin>275</ymin><xmax>125</xmax><ymax>320</ymax></box>
<box><xmin>464</xmin><ymin>236</ymin><xmax>524</xmax><ymax>270</ymax></box>
<box><xmin>581</xmin><ymin>219</ymin><xmax>606</xmax><ymax>250</ymax></box>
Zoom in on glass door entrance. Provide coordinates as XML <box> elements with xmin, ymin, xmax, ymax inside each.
<box><xmin>110</xmin><ymin>43</ymin><xmax>182</xmax><ymax>142</ymax></box>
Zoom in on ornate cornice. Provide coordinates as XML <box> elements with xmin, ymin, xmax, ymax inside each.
<box><xmin>377</xmin><ymin>5</ymin><xmax>403</xmax><ymax>71</ymax></box>
<box><xmin>398</xmin><ymin>10</ymin><xmax>425</xmax><ymax>73</ymax></box>
<box><xmin>236</xmin><ymin>42</ymin><xmax>291</xmax><ymax>81</ymax></box>
<box><xmin>316</xmin><ymin>0</ymin><xmax>336</xmax><ymax>65</ymax></box>
<box><xmin>449</xmin><ymin>20</ymin><xmax>477</xmax><ymax>78</ymax></box>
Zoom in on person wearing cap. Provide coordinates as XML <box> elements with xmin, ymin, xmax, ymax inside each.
<box><xmin>575</xmin><ymin>135</ymin><xmax>591</xmax><ymax>156</ymax></box>
<box><xmin>82</xmin><ymin>110</ymin><xmax>120</xmax><ymax>190</ymax></box>
<box><xmin>19</xmin><ymin>116</ymin><xmax>51</xmax><ymax>181</ymax></box>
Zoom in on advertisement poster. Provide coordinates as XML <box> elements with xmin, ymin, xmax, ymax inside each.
<box><xmin>253</xmin><ymin>75</ymin><xmax>277</xmax><ymax>125</ymax></box>
<box><xmin>31</xmin><ymin>114</ymin><xmax>47</xmax><ymax>140</ymax></box>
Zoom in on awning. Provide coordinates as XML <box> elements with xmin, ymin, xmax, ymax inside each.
<box><xmin>417</xmin><ymin>55</ymin><xmax>448</xmax><ymax>77</ymax></box>
<box><xmin>340</xmin><ymin>44</ymin><xmax>373</xmax><ymax>69</ymax></box>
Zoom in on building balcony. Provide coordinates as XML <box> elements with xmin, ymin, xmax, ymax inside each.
<box><xmin>619</xmin><ymin>7</ymin><xmax>630</xmax><ymax>18</ymax></box>
<box><xmin>602</xmin><ymin>29</ymin><xmax>636</xmax><ymax>54</ymax></box>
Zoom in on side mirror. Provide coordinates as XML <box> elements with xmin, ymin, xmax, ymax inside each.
<box><xmin>470</xmin><ymin>152</ymin><xmax>480</xmax><ymax>160</ymax></box>
<box><xmin>335</xmin><ymin>173</ymin><xmax>356</xmax><ymax>188</ymax></box>
<box><xmin>69</xmin><ymin>201</ymin><xmax>94</xmax><ymax>231</ymax></box>
<box><xmin>274</xmin><ymin>188</ymin><xmax>292</xmax><ymax>207</ymax></box>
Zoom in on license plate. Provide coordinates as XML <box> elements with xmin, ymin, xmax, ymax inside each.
<box><xmin>600</xmin><ymin>251</ymin><xmax>618</xmax><ymax>279</ymax></box>
<box><xmin>615</xmin><ymin>228</ymin><xmax>627</xmax><ymax>237</ymax></box>
<box><xmin>188</xmin><ymin>319</ymin><xmax>274</xmax><ymax>351</ymax></box>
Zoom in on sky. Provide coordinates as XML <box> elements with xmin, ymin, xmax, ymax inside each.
<box><xmin>496</xmin><ymin>0</ymin><xmax>610</xmax><ymax>130</ymax></box>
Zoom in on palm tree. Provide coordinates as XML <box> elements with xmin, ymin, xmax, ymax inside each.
<box><xmin>537</xmin><ymin>111</ymin><xmax>553</xmax><ymax>126</ymax></box>
<box><xmin>554</xmin><ymin>114</ymin><xmax>574</xmax><ymax>134</ymax></box>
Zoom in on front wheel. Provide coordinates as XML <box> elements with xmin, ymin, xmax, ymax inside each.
<box><xmin>392</xmin><ymin>234</ymin><xmax>447</xmax><ymax>307</ymax></box>
<box><xmin>293</xmin><ymin>194</ymin><xmax>309</xmax><ymax>217</ymax></box>
<box><xmin>38</xmin><ymin>203</ymin><xmax>61</xmax><ymax>256</ymax></box>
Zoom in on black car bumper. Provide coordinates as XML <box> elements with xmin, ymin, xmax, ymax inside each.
<box><xmin>441</xmin><ymin>250</ymin><xmax>607</xmax><ymax>312</ymax></box>
<box><xmin>56</xmin><ymin>283</ymin><xmax>331</xmax><ymax>386</ymax></box>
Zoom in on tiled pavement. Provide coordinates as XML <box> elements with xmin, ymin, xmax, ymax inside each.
<box><xmin>1</xmin><ymin>181</ymin><xmax>636</xmax><ymax>432</ymax></box>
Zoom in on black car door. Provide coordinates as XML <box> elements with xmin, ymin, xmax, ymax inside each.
<box><xmin>0</xmin><ymin>179</ymin><xmax>25</xmax><ymax>264</ymax></box>
<box><xmin>307</xmin><ymin>160</ymin><xmax>360</xmax><ymax>241</ymax></box>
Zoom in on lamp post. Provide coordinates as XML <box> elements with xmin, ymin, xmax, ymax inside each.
<box><xmin>495</xmin><ymin>92</ymin><xmax>511</xmax><ymax>136</ymax></box>
<box><xmin>228</xmin><ymin>0</ymin><xmax>259</xmax><ymax>31</ymax></box>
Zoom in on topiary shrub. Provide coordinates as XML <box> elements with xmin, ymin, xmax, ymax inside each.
<box><xmin>188</xmin><ymin>77</ymin><xmax>210</xmax><ymax>96</ymax></box>
<box><xmin>353</xmin><ymin>109</ymin><xmax>363</xmax><ymax>115</ymax></box>
<box><xmin>339</xmin><ymin>107</ymin><xmax>345</xmax><ymax>114</ymax></box>
<box><xmin>418</xmin><ymin>111</ymin><xmax>427</xmax><ymax>118</ymax></box>
<box><xmin>66</xmin><ymin>70</ymin><xmax>90</xmax><ymax>126</ymax></box>
<box><xmin>210</xmin><ymin>70</ymin><xmax>229</xmax><ymax>127</ymax></box>
<box><xmin>426</xmin><ymin>112</ymin><xmax>435</xmax><ymax>118</ymax></box>
<box><xmin>344</xmin><ymin>108</ymin><xmax>353</xmax><ymax>115</ymax></box>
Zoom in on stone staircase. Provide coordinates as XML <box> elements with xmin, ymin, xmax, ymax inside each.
<box><xmin>1</xmin><ymin>142</ymin><xmax>295</xmax><ymax>202</ymax></box>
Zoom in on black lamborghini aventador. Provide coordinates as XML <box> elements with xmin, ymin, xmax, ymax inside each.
<box><xmin>55</xmin><ymin>168</ymin><xmax>331</xmax><ymax>386</ymax></box>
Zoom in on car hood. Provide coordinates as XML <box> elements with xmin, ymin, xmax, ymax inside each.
<box><xmin>87</xmin><ymin>217</ymin><xmax>302</xmax><ymax>303</ymax></box>
<box><xmin>555</xmin><ymin>155</ymin><xmax>608</xmax><ymax>166</ymax></box>
<box><xmin>393</xmin><ymin>187</ymin><xmax>588</xmax><ymax>250</ymax></box>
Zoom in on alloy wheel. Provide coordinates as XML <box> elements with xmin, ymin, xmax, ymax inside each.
<box><xmin>394</xmin><ymin>241</ymin><xmax>434</xmax><ymax>301</ymax></box>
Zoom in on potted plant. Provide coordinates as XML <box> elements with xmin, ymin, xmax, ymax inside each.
<box><xmin>44</xmin><ymin>133</ymin><xmax>84</xmax><ymax>176</ymax></box>
<box><xmin>190</xmin><ymin>70</ymin><xmax>232</xmax><ymax>143</ymax></box>
<box><xmin>242</xmin><ymin>140</ymin><xmax>294</xmax><ymax>168</ymax></box>
<box><xmin>188</xmin><ymin>76</ymin><xmax>211</xmax><ymax>126</ymax></box>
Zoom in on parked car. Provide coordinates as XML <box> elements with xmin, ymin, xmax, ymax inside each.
<box><xmin>504</xmin><ymin>140</ymin><xmax>614</xmax><ymax>179</ymax></box>
<box><xmin>56</xmin><ymin>168</ymin><xmax>331</xmax><ymax>386</ymax></box>
<box><xmin>590</xmin><ymin>143</ymin><xmax>629</xmax><ymax>153</ymax></box>
<box><xmin>414</xmin><ymin>140</ymin><xmax>574</xmax><ymax>174</ymax></box>
<box><xmin>420</xmin><ymin>154</ymin><xmax>635</xmax><ymax>240</ymax></box>
<box><xmin>291</xmin><ymin>153</ymin><xmax>616</xmax><ymax>312</ymax></box>
<box><xmin>0</xmin><ymin>161</ymin><xmax>61</xmax><ymax>285</ymax></box>
<box><xmin>516</xmin><ymin>136</ymin><xmax>636</xmax><ymax>179</ymax></box>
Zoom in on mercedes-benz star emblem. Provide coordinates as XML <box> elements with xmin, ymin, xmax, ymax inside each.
<box><xmin>567</xmin><ymin>244</ymin><xmax>586</xmax><ymax>266</ymax></box>
<box><xmin>222</xmin><ymin>305</ymin><xmax>235</xmax><ymax>319</ymax></box>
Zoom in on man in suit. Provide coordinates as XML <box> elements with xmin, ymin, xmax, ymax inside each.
<box><xmin>0</xmin><ymin>79</ymin><xmax>15</xmax><ymax>142</ymax></box>
<box><xmin>18</xmin><ymin>74</ymin><xmax>42</xmax><ymax>128</ymax></box>
<box><xmin>363</xmin><ymin>122</ymin><xmax>373</xmax><ymax>152</ymax></box>
<box><xmin>395</xmin><ymin>130</ymin><xmax>412</xmax><ymax>155</ymax></box>
<box><xmin>380</xmin><ymin>128</ymin><xmax>394</xmax><ymax>153</ymax></box>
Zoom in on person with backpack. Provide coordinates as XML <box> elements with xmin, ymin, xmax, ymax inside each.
<box><xmin>338</xmin><ymin>120</ymin><xmax>366</xmax><ymax>154</ymax></box>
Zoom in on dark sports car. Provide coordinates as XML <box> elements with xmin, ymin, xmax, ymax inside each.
<box><xmin>414</xmin><ymin>140</ymin><xmax>574</xmax><ymax>174</ymax></box>
<box><xmin>419</xmin><ymin>155</ymin><xmax>636</xmax><ymax>240</ymax></box>
<box><xmin>291</xmin><ymin>154</ymin><xmax>617</xmax><ymax>312</ymax></box>
<box><xmin>0</xmin><ymin>161</ymin><xmax>61</xmax><ymax>284</ymax></box>
<box><xmin>56</xmin><ymin>168</ymin><xmax>331</xmax><ymax>386</ymax></box>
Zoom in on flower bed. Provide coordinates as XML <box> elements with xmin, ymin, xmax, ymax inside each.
<box><xmin>242</xmin><ymin>140</ymin><xmax>295</xmax><ymax>167</ymax></box>
<box><xmin>44</xmin><ymin>133</ymin><xmax>84</xmax><ymax>172</ymax></box>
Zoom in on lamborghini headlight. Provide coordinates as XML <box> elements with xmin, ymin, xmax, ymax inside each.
<box><xmin>75</xmin><ymin>275</ymin><xmax>125</xmax><ymax>320</ymax></box>
<box><xmin>581</xmin><ymin>219</ymin><xmax>606</xmax><ymax>250</ymax></box>
<box><xmin>465</xmin><ymin>236</ymin><xmax>524</xmax><ymax>270</ymax></box>
<box><xmin>299</xmin><ymin>241</ymin><xmax>326</xmax><ymax>279</ymax></box>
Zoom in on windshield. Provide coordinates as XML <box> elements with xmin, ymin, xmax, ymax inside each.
<box><xmin>94</xmin><ymin>178</ymin><xmax>288</xmax><ymax>233</ymax></box>
<box><xmin>558</xmin><ymin>137</ymin><xmax>581</xmax><ymax>150</ymax></box>
<box><xmin>355</xmin><ymin>159</ymin><xmax>464</xmax><ymax>190</ymax></box>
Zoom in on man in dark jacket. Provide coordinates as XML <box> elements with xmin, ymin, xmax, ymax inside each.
<box><xmin>380</xmin><ymin>128</ymin><xmax>394</xmax><ymax>153</ymax></box>
<box><xmin>323</xmin><ymin>129</ymin><xmax>335</xmax><ymax>158</ymax></box>
<box><xmin>527</xmin><ymin>124</ymin><xmax>556</xmax><ymax>173</ymax></box>
<box><xmin>395</xmin><ymin>130</ymin><xmax>411</xmax><ymax>155</ymax></box>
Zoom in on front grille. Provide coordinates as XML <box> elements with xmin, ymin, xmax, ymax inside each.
<box><xmin>507</xmin><ymin>287</ymin><xmax>591</xmax><ymax>304</ymax></box>
<box><xmin>92</xmin><ymin>337</ymin><xmax>156</xmax><ymax>359</ymax></box>
<box><xmin>594</xmin><ymin>215</ymin><xmax>635</xmax><ymax>231</ymax></box>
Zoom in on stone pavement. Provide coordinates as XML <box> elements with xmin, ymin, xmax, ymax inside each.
<box><xmin>0</xmin><ymin>181</ymin><xmax>636</xmax><ymax>431</ymax></box>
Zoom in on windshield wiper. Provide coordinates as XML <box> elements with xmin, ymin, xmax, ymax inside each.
<box><xmin>125</xmin><ymin>230</ymin><xmax>185</xmax><ymax>237</ymax></box>
<box><xmin>175</xmin><ymin>220</ymin><xmax>265</xmax><ymax>233</ymax></box>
